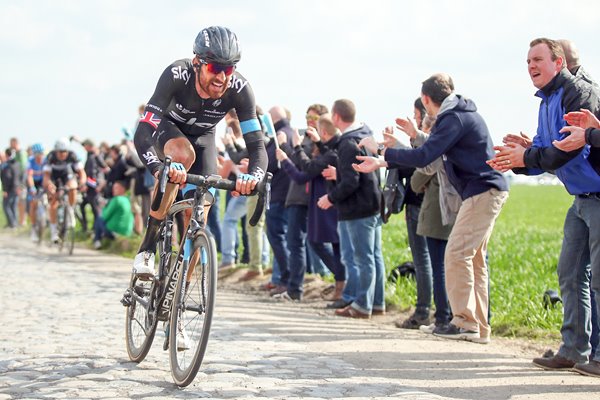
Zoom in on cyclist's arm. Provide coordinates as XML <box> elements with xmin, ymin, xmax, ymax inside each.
<box><xmin>134</xmin><ymin>64</ymin><xmax>177</xmax><ymax>175</ymax></box>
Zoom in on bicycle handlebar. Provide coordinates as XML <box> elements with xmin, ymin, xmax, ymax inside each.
<box><xmin>150</xmin><ymin>156</ymin><xmax>272</xmax><ymax>227</ymax></box>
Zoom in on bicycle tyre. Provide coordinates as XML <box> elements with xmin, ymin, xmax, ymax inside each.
<box><xmin>57</xmin><ymin>205</ymin><xmax>66</xmax><ymax>253</ymax></box>
<box><xmin>125</xmin><ymin>276</ymin><xmax>158</xmax><ymax>362</ymax></box>
<box><xmin>169</xmin><ymin>230</ymin><xmax>217</xmax><ymax>387</ymax></box>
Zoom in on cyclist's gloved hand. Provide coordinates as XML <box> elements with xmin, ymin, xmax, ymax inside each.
<box><xmin>233</xmin><ymin>173</ymin><xmax>259</xmax><ymax>197</ymax></box>
<box><xmin>167</xmin><ymin>161</ymin><xmax>187</xmax><ymax>185</ymax></box>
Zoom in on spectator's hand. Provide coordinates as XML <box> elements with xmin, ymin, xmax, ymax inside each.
<box><xmin>237</xmin><ymin>158</ymin><xmax>249</xmax><ymax>174</ymax></box>
<box><xmin>486</xmin><ymin>143</ymin><xmax>526</xmax><ymax>172</ymax></box>
<box><xmin>503</xmin><ymin>132</ymin><xmax>532</xmax><ymax>148</ymax></box>
<box><xmin>317</xmin><ymin>194</ymin><xmax>333</xmax><ymax>210</ymax></box>
<box><xmin>291</xmin><ymin>128</ymin><xmax>302</xmax><ymax>147</ymax></box>
<box><xmin>80</xmin><ymin>185</ymin><xmax>88</xmax><ymax>193</ymax></box>
<box><xmin>358</xmin><ymin>136</ymin><xmax>378</xmax><ymax>154</ymax></box>
<box><xmin>564</xmin><ymin>109</ymin><xmax>600</xmax><ymax>129</ymax></box>
<box><xmin>395</xmin><ymin>117</ymin><xmax>418</xmax><ymax>139</ymax></box>
<box><xmin>554</xmin><ymin>126</ymin><xmax>586</xmax><ymax>152</ymax></box>
<box><xmin>277</xmin><ymin>131</ymin><xmax>287</xmax><ymax>145</ymax></box>
<box><xmin>275</xmin><ymin>148</ymin><xmax>288</xmax><ymax>161</ymax></box>
<box><xmin>321</xmin><ymin>165</ymin><xmax>337</xmax><ymax>181</ymax></box>
<box><xmin>305</xmin><ymin>126</ymin><xmax>320</xmax><ymax>142</ymax></box>
<box><xmin>382</xmin><ymin>126</ymin><xmax>398</xmax><ymax>148</ymax></box>
<box><xmin>352</xmin><ymin>155</ymin><xmax>386</xmax><ymax>173</ymax></box>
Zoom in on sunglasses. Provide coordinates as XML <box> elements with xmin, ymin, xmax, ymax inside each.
<box><xmin>200</xmin><ymin>59</ymin><xmax>235</xmax><ymax>76</ymax></box>
<box><xmin>305</xmin><ymin>114</ymin><xmax>320</xmax><ymax>122</ymax></box>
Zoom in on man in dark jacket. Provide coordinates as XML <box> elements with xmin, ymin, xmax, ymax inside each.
<box><xmin>490</xmin><ymin>38</ymin><xmax>600</xmax><ymax>377</ymax></box>
<box><xmin>356</xmin><ymin>74</ymin><xmax>508</xmax><ymax>342</ymax></box>
<box><xmin>1</xmin><ymin>148</ymin><xmax>21</xmax><ymax>228</ymax></box>
<box><xmin>318</xmin><ymin>99</ymin><xmax>385</xmax><ymax>318</ymax></box>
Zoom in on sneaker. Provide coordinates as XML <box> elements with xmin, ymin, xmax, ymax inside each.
<box><xmin>50</xmin><ymin>224</ymin><xmax>59</xmax><ymax>243</ymax></box>
<box><xmin>573</xmin><ymin>360</ymin><xmax>600</xmax><ymax>377</ymax></box>
<box><xmin>395</xmin><ymin>314</ymin><xmax>431</xmax><ymax>329</ymax></box>
<box><xmin>532</xmin><ymin>354</ymin><xmax>576</xmax><ymax>371</ymax></box>
<box><xmin>325</xmin><ymin>299</ymin><xmax>352</xmax><ymax>309</ymax></box>
<box><xmin>419</xmin><ymin>323</ymin><xmax>436</xmax><ymax>334</ymax></box>
<box><xmin>133</xmin><ymin>251</ymin><xmax>155</xmax><ymax>279</ymax></box>
<box><xmin>176</xmin><ymin>318</ymin><xmax>191</xmax><ymax>351</ymax></box>
<box><xmin>433</xmin><ymin>323</ymin><xmax>480</xmax><ymax>341</ymax></box>
<box><xmin>272</xmin><ymin>291</ymin><xmax>301</xmax><ymax>302</ymax></box>
<box><xmin>269</xmin><ymin>284</ymin><xmax>287</xmax><ymax>296</ymax></box>
<box><xmin>93</xmin><ymin>240</ymin><xmax>102</xmax><ymax>250</ymax></box>
<box><xmin>30</xmin><ymin>229</ymin><xmax>39</xmax><ymax>242</ymax></box>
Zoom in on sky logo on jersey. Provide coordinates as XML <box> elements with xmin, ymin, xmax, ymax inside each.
<box><xmin>228</xmin><ymin>74</ymin><xmax>248</xmax><ymax>94</ymax></box>
<box><xmin>171</xmin><ymin>66</ymin><xmax>191</xmax><ymax>84</ymax></box>
<box><xmin>140</xmin><ymin>112</ymin><xmax>161</xmax><ymax>129</ymax></box>
<box><xmin>142</xmin><ymin>151</ymin><xmax>160</xmax><ymax>165</ymax></box>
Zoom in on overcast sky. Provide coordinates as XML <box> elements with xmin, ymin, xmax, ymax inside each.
<box><xmin>2</xmin><ymin>0</ymin><xmax>600</xmax><ymax>152</ymax></box>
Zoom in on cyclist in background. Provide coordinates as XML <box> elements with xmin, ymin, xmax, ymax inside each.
<box><xmin>27</xmin><ymin>144</ymin><xmax>46</xmax><ymax>242</ymax></box>
<box><xmin>43</xmin><ymin>138</ymin><xmax>86</xmax><ymax>243</ymax></box>
<box><xmin>132</xmin><ymin>26</ymin><xmax>267</xmax><ymax>278</ymax></box>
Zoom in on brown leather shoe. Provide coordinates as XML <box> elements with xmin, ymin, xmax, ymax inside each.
<box><xmin>532</xmin><ymin>354</ymin><xmax>576</xmax><ymax>370</ymax></box>
<box><xmin>334</xmin><ymin>305</ymin><xmax>370</xmax><ymax>319</ymax></box>
<box><xmin>259</xmin><ymin>282</ymin><xmax>277</xmax><ymax>291</ymax></box>
<box><xmin>238</xmin><ymin>269</ymin><xmax>263</xmax><ymax>282</ymax></box>
<box><xmin>372</xmin><ymin>309</ymin><xmax>386</xmax><ymax>316</ymax></box>
<box><xmin>573</xmin><ymin>360</ymin><xmax>600</xmax><ymax>377</ymax></box>
<box><xmin>269</xmin><ymin>285</ymin><xmax>287</xmax><ymax>296</ymax></box>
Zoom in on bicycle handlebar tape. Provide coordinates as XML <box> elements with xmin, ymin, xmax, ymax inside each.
<box><xmin>249</xmin><ymin>172</ymin><xmax>272</xmax><ymax>227</ymax></box>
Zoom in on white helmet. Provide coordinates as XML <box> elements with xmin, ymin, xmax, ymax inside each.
<box><xmin>54</xmin><ymin>138</ymin><xmax>70</xmax><ymax>151</ymax></box>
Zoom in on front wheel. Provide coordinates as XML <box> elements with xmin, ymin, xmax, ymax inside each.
<box><xmin>169</xmin><ymin>231</ymin><xmax>217</xmax><ymax>387</ymax></box>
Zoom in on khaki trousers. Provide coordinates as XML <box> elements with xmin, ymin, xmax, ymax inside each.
<box><xmin>445</xmin><ymin>188</ymin><xmax>508</xmax><ymax>339</ymax></box>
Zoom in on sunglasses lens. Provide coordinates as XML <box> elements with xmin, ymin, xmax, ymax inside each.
<box><xmin>207</xmin><ymin>63</ymin><xmax>235</xmax><ymax>76</ymax></box>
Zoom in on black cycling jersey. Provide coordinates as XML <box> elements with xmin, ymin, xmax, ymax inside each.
<box><xmin>43</xmin><ymin>150</ymin><xmax>82</xmax><ymax>183</ymax></box>
<box><xmin>134</xmin><ymin>58</ymin><xmax>267</xmax><ymax>179</ymax></box>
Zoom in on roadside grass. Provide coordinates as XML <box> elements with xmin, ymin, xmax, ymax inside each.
<box><xmin>1</xmin><ymin>184</ymin><xmax>573</xmax><ymax>340</ymax></box>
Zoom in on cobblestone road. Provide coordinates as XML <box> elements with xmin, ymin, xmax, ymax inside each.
<box><xmin>1</xmin><ymin>233</ymin><xmax>599</xmax><ymax>399</ymax></box>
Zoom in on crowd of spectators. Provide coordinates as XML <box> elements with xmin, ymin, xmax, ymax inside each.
<box><xmin>2</xmin><ymin>36</ymin><xmax>600</xmax><ymax>378</ymax></box>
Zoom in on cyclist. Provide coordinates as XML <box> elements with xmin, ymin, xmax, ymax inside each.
<box><xmin>26</xmin><ymin>144</ymin><xmax>46</xmax><ymax>241</ymax></box>
<box><xmin>132</xmin><ymin>26</ymin><xmax>267</xmax><ymax>279</ymax></box>
<box><xmin>43</xmin><ymin>138</ymin><xmax>87</xmax><ymax>243</ymax></box>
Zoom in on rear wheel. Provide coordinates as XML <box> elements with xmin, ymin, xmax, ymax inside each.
<box><xmin>125</xmin><ymin>276</ymin><xmax>158</xmax><ymax>362</ymax></box>
<box><xmin>169</xmin><ymin>231</ymin><xmax>217</xmax><ymax>387</ymax></box>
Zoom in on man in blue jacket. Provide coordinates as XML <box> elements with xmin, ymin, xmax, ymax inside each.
<box><xmin>490</xmin><ymin>38</ymin><xmax>600</xmax><ymax>377</ymax></box>
<box><xmin>355</xmin><ymin>74</ymin><xmax>508</xmax><ymax>343</ymax></box>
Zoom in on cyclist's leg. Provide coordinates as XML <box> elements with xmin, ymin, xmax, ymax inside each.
<box><xmin>135</xmin><ymin>122</ymin><xmax>196</xmax><ymax>274</ymax></box>
<box><xmin>66</xmin><ymin>178</ymin><xmax>78</xmax><ymax>207</ymax></box>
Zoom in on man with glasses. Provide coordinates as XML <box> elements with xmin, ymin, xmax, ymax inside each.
<box><xmin>43</xmin><ymin>138</ymin><xmax>86</xmax><ymax>243</ymax></box>
<box><xmin>132</xmin><ymin>26</ymin><xmax>267</xmax><ymax>279</ymax></box>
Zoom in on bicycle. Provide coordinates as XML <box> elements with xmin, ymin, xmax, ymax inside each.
<box><xmin>121</xmin><ymin>156</ymin><xmax>271</xmax><ymax>387</ymax></box>
<box><xmin>55</xmin><ymin>186</ymin><xmax>76</xmax><ymax>255</ymax></box>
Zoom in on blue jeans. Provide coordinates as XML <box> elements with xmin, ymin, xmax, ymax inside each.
<box><xmin>426</xmin><ymin>237</ymin><xmax>452</xmax><ymax>325</ymax></box>
<box><xmin>286</xmin><ymin>205</ymin><xmax>308</xmax><ymax>296</ymax></box>
<box><xmin>206</xmin><ymin>190</ymin><xmax>222</xmax><ymax>253</ymax></box>
<box><xmin>3</xmin><ymin>192</ymin><xmax>18</xmax><ymax>228</ymax></box>
<box><xmin>266</xmin><ymin>201</ymin><xmax>288</xmax><ymax>286</ymax></box>
<box><xmin>373</xmin><ymin>219</ymin><xmax>386</xmax><ymax>312</ymax></box>
<box><xmin>311</xmin><ymin>241</ymin><xmax>345</xmax><ymax>282</ymax></box>
<box><xmin>307</xmin><ymin>243</ymin><xmax>329</xmax><ymax>276</ymax></box>
<box><xmin>339</xmin><ymin>221</ymin><xmax>357</xmax><ymax>303</ymax></box>
<box><xmin>93</xmin><ymin>217</ymin><xmax>115</xmax><ymax>241</ymax></box>
<box><xmin>221</xmin><ymin>196</ymin><xmax>246</xmax><ymax>265</ymax></box>
<box><xmin>340</xmin><ymin>214</ymin><xmax>380</xmax><ymax>314</ymax></box>
<box><xmin>406</xmin><ymin>204</ymin><xmax>432</xmax><ymax>317</ymax></box>
<box><xmin>556</xmin><ymin>197</ymin><xmax>600</xmax><ymax>363</ymax></box>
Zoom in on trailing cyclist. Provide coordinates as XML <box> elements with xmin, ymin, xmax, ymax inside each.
<box><xmin>132</xmin><ymin>26</ymin><xmax>267</xmax><ymax>279</ymax></box>
<box><xmin>43</xmin><ymin>138</ymin><xmax>86</xmax><ymax>243</ymax></box>
<box><xmin>26</xmin><ymin>143</ymin><xmax>46</xmax><ymax>242</ymax></box>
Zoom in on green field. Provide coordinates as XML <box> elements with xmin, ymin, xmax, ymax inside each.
<box><xmin>383</xmin><ymin>183</ymin><xmax>573</xmax><ymax>340</ymax></box>
<box><xmin>0</xmin><ymin>184</ymin><xmax>574</xmax><ymax>339</ymax></box>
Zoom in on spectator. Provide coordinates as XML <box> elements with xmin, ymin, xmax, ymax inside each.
<box><xmin>93</xmin><ymin>180</ymin><xmax>134</xmax><ymax>249</ymax></box>
<box><xmin>9</xmin><ymin>138</ymin><xmax>27</xmax><ymax>227</ymax></box>
<box><xmin>318</xmin><ymin>99</ymin><xmax>384</xmax><ymax>318</ymax></box>
<box><xmin>1</xmin><ymin>148</ymin><xmax>21</xmax><ymax>228</ymax></box>
<box><xmin>356</xmin><ymin>73</ymin><xmax>508</xmax><ymax>342</ymax></box>
<box><xmin>489</xmin><ymin>38</ymin><xmax>600</xmax><ymax>375</ymax></box>
<box><xmin>80</xmin><ymin>139</ymin><xmax>108</xmax><ymax>234</ymax></box>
